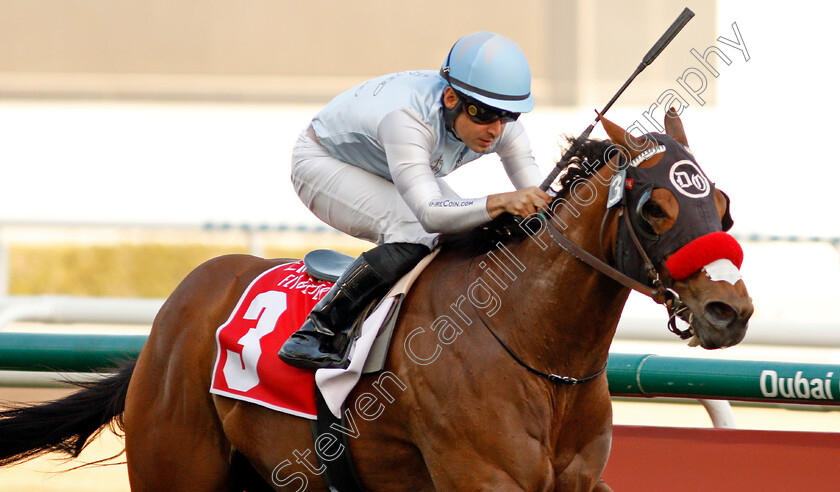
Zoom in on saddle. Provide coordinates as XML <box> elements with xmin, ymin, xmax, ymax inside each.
<box><xmin>303</xmin><ymin>249</ymin><xmax>355</xmax><ymax>282</ymax></box>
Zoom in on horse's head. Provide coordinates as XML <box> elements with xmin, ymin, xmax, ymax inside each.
<box><xmin>601</xmin><ymin>110</ymin><xmax>753</xmax><ymax>349</ymax></box>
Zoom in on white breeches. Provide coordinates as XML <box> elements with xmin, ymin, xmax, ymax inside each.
<box><xmin>291</xmin><ymin>129</ymin><xmax>456</xmax><ymax>249</ymax></box>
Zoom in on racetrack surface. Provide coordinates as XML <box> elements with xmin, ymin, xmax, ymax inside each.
<box><xmin>0</xmin><ymin>388</ymin><xmax>129</xmax><ymax>492</ymax></box>
<box><xmin>2</xmin><ymin>387</ymin><xmax>839</xmax><ymax>490</ymax></box>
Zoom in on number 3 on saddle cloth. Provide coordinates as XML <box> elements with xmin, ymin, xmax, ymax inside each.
<box><xmin>210</xmin><ymin>252</ymin><xmax>436</xmax><ymax>419</ymax></box>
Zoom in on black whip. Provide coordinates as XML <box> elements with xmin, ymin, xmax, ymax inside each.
<box><xmin>540</xmin><ymin>7</ymin><xmax>695</xmax><ymax>191</ymax></box>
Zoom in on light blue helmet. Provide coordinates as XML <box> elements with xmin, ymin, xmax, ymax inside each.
<box><xmin>440</xmin><ymin>31</ymin><xmax>534</xmax><ymax>113</ymax></box>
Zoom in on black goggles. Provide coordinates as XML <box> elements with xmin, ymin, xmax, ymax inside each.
<box><xmin>457</xmin><ymin>93</ymin><xmax>520</xmax><ymax>124</ymax></box>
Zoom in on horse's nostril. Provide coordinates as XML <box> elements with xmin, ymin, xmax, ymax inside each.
<box><xmin>703</xmin><ymin>301</ymin><xmax>736</xmax><ymax>327</ymax></box>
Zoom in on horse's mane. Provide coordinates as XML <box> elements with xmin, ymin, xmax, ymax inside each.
<box><xmin>439</xmin><ymin>136</ymin><xmax>614</xmax><ymax>257</ymax></box>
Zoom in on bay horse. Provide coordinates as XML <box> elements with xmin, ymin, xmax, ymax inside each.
<box><xmin>0</xmin><ymin>112</ymin><xmax>752</xmax><ymax>491</ymax></box>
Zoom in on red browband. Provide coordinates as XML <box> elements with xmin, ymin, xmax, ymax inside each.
<box><xmin>665</xmin><ymin>231</ymin><xmax>743</xmax><ymax>280</ymax></box>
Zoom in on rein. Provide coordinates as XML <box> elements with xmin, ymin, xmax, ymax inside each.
<box><xmin>544</xmin><ymin>204</ymin><xmax>693</xmax><ymax>340</ymax></box>
<box><xmin>545</xmin><ymin>207</ymin><xmax>665</xmax><ymax>303</ymax></box>
<box><xmin>467</xmin><ymin>197</ymin><xmax>695</xmax><ymax>383</ymax></box>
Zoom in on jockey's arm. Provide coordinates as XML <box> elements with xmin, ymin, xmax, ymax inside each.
<box><xmin>491</xmin><ymin>121</ymin><xmax>551</xmax><ymax>218</ymax></box>
<box><xmin>380</xmin><ymin>109</ymin><xmax>490</xmax><ymax>234</ymax></box>
<box><xmin>380</xmin><ymin>109</ymin><xmax>550</xmax><ymax>232</ymax></box>
<box><xmin>496</xmin><ymin>120</ymin><xmax>544</xmax><ymax>190</ymax></box>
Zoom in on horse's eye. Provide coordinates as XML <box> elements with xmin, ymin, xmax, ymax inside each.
<box><xmin>643</xmin><ymin>201</ymin><xmax>667</xmax><ymax>220</ymax></box>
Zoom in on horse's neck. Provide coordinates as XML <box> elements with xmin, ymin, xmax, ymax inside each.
<box><xmin>497</xmin><ymin>166</ymin><xmax>630</xmax><ymax>376</ymax></box>
<box><xmin>506</xmin><ymin>239</ymin><xmax>629</xmax><ymax>370</ymax></box>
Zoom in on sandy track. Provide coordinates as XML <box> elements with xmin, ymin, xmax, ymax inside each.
<box><xmin>0</xmin><ymin>388</ymin><xmax>129</xmax><ymax>492</ymax></box>
<box><xmin>2</xmin><ymin>386</ymin><xmax>840</xmax><ymax>490</ymax></box>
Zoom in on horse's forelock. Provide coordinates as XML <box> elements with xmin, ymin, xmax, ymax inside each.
<box><xmin>549</xmin><ymin>136</ymin><xmax>614</xmax><ymax>199</ymax></box>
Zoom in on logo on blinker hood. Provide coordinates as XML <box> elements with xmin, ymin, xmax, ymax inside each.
<box><xmin>669</xmin><ymin>160</ymin><xmax>710</xmax><ymax>198</ymax></box>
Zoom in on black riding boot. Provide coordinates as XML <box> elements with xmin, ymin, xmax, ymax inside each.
<box><xmin>278</xmin><ymin>242</ymin><xmax>430</xmax><ymax>369</ymax></box>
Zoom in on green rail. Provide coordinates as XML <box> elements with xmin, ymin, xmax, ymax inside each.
<box><xmin>0</xmin><ymin>333</ymin><xmax>147</xmax><ymax>373</ymax></box>
<box><xmin>1</xmin><ymin>334</ymin><xmax>839</xmax><ymax>407</ymax></box>
<box><xmin>608</xmin><ymin>353</ymin><xmax>840</xmax><ymax>406</ymax></box>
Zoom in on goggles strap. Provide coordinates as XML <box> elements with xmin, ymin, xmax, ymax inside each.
<box><xmin>442</xmin><ymin>97</ymin><xmax>463</xmax><ymax>141</ymax></box>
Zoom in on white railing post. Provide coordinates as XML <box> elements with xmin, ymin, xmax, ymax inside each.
<box><xmin>699</xmin><ymin>399</ymin><xmax>737</xmax><ymax>428</ymax></box>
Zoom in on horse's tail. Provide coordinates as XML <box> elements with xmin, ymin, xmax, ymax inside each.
<box><xmin>0</xmin><ymin>359</ymin><xmax>135</xmax><ymax>466</ymax></box>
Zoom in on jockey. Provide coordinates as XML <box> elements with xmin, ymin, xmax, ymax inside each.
<box><xmin>279</xmin><ymin>31</ymin><xmax>551</xmax><ymax>369</ymax></box>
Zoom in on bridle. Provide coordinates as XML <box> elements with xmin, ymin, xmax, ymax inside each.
<box><xmin>606</xmin><ymin>197</ymin><xmax>694</xmax><ymax>337</ymax></box>
<box><xmin>534</xmin><ymin>200</ymin><xmax>693</xmax><ymax>342</ymax></box>
<box><xmin>468</xmin><ymin>152</ymin><xmax>703</xmax><ymax>386</ymax></box>
<box><xmin>542</xmin><ymin>148</ymin><xmax>697</xmax><ymax>340</ymax></box>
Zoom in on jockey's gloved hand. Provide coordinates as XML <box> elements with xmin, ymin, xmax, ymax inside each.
<box><xmin>486</xmin><ymin>186</ymin><xmax>551</xmax><ymax>219</ymax></box>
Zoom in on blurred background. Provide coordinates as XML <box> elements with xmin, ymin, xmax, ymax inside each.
<box><xmin>0</xmin><ymin>0</ymin><xmax>839</xmax><ymax>489</ymax></box>
<box><xmin>1</xmin><ymin>0</ymin><xmax>836</xmax><ymax>305</ymax></box>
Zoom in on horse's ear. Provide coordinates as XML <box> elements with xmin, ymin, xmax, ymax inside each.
<box><xmin>664</xmin><ymin>107</ymin><xmax>689</xmax><ymax>148</ymax></box>
<box><xmin>600</xmin><ymin>114</ymin><xmax>658</xmax><ymax>160</ymax></box>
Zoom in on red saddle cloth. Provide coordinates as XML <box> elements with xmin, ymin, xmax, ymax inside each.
<box><xmin>210</xmin><ymin>260</ymin><xmax>331</xmax><ymax>419</ymax></box>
